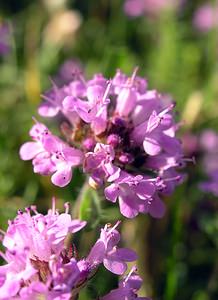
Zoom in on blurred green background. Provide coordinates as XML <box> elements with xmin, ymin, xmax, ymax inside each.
<box><xmin>0</xmin><ymin>0</ymin><xmax>218</xmax><ymax>299</ymax></box>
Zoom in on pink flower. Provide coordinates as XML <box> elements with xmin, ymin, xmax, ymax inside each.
<box><xmin>0</xmin><ymin>201</ymin><xmax>147</xmax><ymax>299</ymax></box>
<box><xmin>3</xmin><ymin>200</ymin><xmax>86</xmax><ymax>261</ymax></box>
<box><xmin>193</xmin><ymin>2</ymin><xmax>218</xmax><ymax>33</ymax></box>
<box><xmin>105</xmin><ymin>171</ymin><xmax>165</xmax><ymax>218</ymax></box>
<box><xmin>21</xmin><ymin>68</ymin><xmax>186</xmax><ymax>218</ymax></box>
<box><xmin>0</xmin><ymin>200</ymin><xmax>86</xmax><ymax>299</ymax></box>
<box><xmin>84</xmin><ymin>143</ymin><xmax>120</xmax><ymax>186</ymax></box>
<box><xmin>63</xmin><ymin>82</ymin><xmax>111</xmax><ymax>135</ymax></box>
<box><xmin>20</xmin><ymin>122</ymin><xmax>83</xmax><ymax>187</ymax></box>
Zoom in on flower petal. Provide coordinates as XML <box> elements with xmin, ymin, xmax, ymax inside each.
<box><xmin>69</xmin><ymin>219</ymin><xmax>87</xmax><ymax>233</ymax></box>
<box><xmin>103</xmin><ymin>257</ymin><xmax>127</xmax><ymax>275</ymax></box>
<box><xmin>143</xmin><ymin>136</ymin><xmax>161</xmax><ymax>156</ymax></box>
<box><xmin>119</xmin><ymin>194</ymin><xmax>139</xmax><ymax>218</ymax></box>
<box><xmin>19</xmin><ymin>142</ymin><xmax>43</xmax><ymax>160</ymax></box>
<box><xmin>149</xmin><ymin>196</ymin><xmax>166</xmax><ymax>218</ymax></box>
<box><xmin>62</xmin><ymin>147</ymin><xmax>83</xmax><ymax>166</ymax></box>
<box><xmin>104</xmin><ymin>184</ymin><xmax>119</xmax><ymax>203</ymax></box>
<box><xmin>87</xmin><ymin>240</ymin><xmax>106</xmax><ymax>265</ymax></box>
<box><xmin>43</xmin><ymin>135</ymin><xmax>61</xmax><ymax>153</ymax></box>
<box><xmin>115</xmin><ymin>248</ymin><xmax>137</xmax><ymax>262</ymax></box>
<box><xmin>136</xmin><ymin>181</ymin><xmax>155</xmax><ymax>198</ymax></box>
<box><xmin>38</xmin><ymin>103</ymin><xmax>59</xmax><ymax>117</ymax></box>
<box><xmin>51</xmin><ymin>166</ymin><xmax>72</xmax><ymax>187</ymax></box>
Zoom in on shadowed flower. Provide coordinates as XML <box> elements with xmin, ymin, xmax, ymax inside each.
<box><xmin>100</xmin><ymin>267</ymin><xmax>151</xmax><ymax>300</ymax></box>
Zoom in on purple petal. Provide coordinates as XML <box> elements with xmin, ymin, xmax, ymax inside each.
<box><xmin>159</xmin><ymin>114</ymin><xmax>173</xmax><ymax>130</ymax></box>
<box><xmin>118</xmin><ymin>191</ymin><xmax>140</xmax><ymax>218</ymax></box>
<box><xmin>87</xmin><ymin>85</ymin><xmax>104</xmax><ymax>104</ymax></box>
<box><xmin>43</xmin><ymin>135</ymin><xmax>61</xmax><ymax>153</ymax></box>
<box><xmin>87</xmin><ymin>240</ymin><xmax>106</xmax><ymax>265</ymax></box>
<box><xmin>136</xmin><ymin>181</ymin><xmax>155</xmax><ymax>198</ymax></box>
<box><xmin>38</xmin><ymin>103</ymin><xmax>59</xmax><ymax>117</ymax></box>
<box><xmin>100</xmin><ymin>287</ymin><xmax>128</xmax><ymax>300</ymax></box>
<box><xmin>146</xmin><ymin>111</ymin><xmax>160</xmax><ymax>132</ymax></box>
<box><xmin>103</xmin><ymin>257</ymin><xmax>127</xmax><ymax>275</ymax></box>
<box><xmin>107</xmin><ymin>165</ymin><xmax>121</xmax><ymax>182</ymax></box>
<box><xmin>51</xmin><ymin>166</ymin><xmax>72</xmax><ymax>187</ymax></box>
<box><xmin>0</xmin><ymin>278</ymin><xmax>20</xmax><ymax>298</ymax></box>
<box><xmin>91</xmin><ymin>116</ymin><xmax>107</xmax><ymax>135</ymax></box>
<box><xmin>62</xmin><ymin>96</ymin><xmax>77</xmax><ymax>111</ymax></box>
<box><xmin>67</xmin><ymin>80</ymin><xmax>86</xmax><ymax>97</ymax></box>
<box><xmin>161</xmin><ymin>134</ymin><xmax>181</xmax><ymax>155</ymax></box>
<box><xmin>149</xmin><ymin>196</ymin><xmax>166</xmax><ymax>218</ymax></box>
<box><xmin>33</xmin><ymin>153</ymin><xmax>55</xmax><ymax>175</ymax></box>
<box><xmin>69</xmin><ymin>219</ymin><xmax>87</xmax><ymax>233</ymax></box>
<box><xmin>143</xmin><ymin>136</ymin><xmax>161</xmax><ymax>156</ymax></box>
<box><xmin>104</xmin><ymin>184</ymin><xmax>119</xmax><ymax>203</ymax></box>
<box><xmin>62</xmin><ymin>147</ymin><xmax>83</xmax><ymax>166</ymax></box>
<box><xmin>116</xmin><ymin>88</ymin><xmax>137</xmax><ymax>117</ymax></box>
<box><xmin>122</xmin><ymin>274</ymin><xmax>142</xmax><ymax>290</ymax></box>
<box><xmin>19</xmin><ymin>142</ymin><xmax>43</xmax><ymax>160</ymax></box>
<box><xmin>115</xmin><ymin>248</ymin><xmax>137</xmax><ymax>262</ymax></box>
<box><xmin>106</xmin><ymin>230</ymin><xmax>121</xmax><ymax>249</ymax></box>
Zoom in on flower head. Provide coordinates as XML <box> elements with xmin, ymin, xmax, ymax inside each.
<box><xmin>0</xmin><ymin>200</ymin><xmax>86</xmax><ymax>299</ymax></box>
<box><xmin>2</xmin><ymin>199</ymin><xmax>86</xmax><ymax>262</ymax></box>
<box><xmin>0</xmin><ymin>201</ymin><xmax>144</xmax><ymax>299</ymax></box>
<box><xmin>20</xmin><ymin>69</ymin><xmax>186</xmax><ymax>218</ymax></box>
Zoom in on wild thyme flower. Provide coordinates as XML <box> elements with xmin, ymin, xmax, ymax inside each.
<box><xmin>0</xmin><ymin>201</ymin><xmax>139</xmax><ymax>299</ymax></box>
<box><xmin>19</xmin><ymin>122</ymin><xmax>83</xmax><ymax>187</ymax></box>
<box><xmin>87</xmin><ymin>221</ymin><xmax>137</xmax><ymax>274</ymax></box>
<box><xmin>20</xmin><ymin>69</ymin><xmax>186</xmax><ymax>218</ymax></box>
<box><xmin>0</xmin><ymin>199</ymin><xmax>85</xmax><ymax>299</ymax></box>
<box><xmin>100</xmin><ymin>266</ymin><xmax>151</xmax><ymax>300</ymax></box>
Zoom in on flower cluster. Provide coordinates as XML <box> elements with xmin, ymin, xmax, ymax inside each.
<box><xmin>20</xmin><ymin>68</ymin><xmax>186</xmax><ymax>218</ymax></box>
<box><xmin>0</xmin><ymin>200</ymin><xmax>145</xmax><ymax>299</ymax></box>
